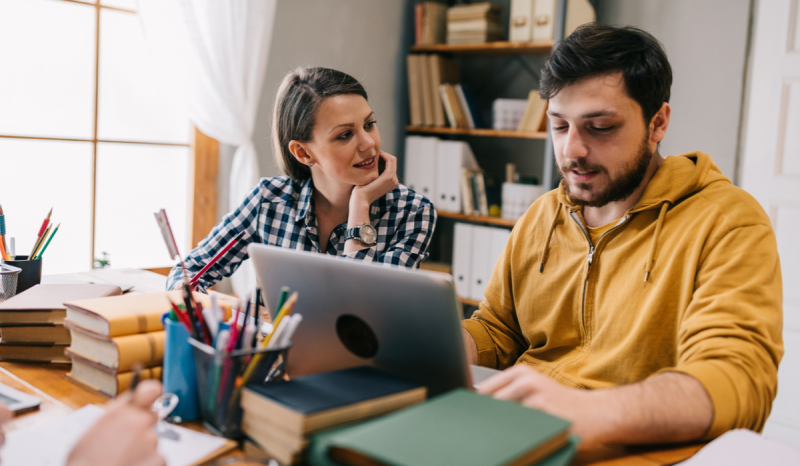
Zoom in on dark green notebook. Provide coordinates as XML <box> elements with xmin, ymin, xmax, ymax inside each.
<box><xmin>244</xmin><ymin>366</ymin><xmax>425</xmax><ymax>415</ymax></box>
<box><xmin>307</xmin><ymin>389</ymin><xmax>574</xmax><ymax>466</ymax></box>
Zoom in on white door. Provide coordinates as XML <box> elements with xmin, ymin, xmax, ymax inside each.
<box><xmin>741</xmin><ymin>0</ymin><xmax>800</xmax><ymax>446</ymax></box>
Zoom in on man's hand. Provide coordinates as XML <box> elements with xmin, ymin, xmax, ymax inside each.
<box><xmin>478</xmin><ymin>365</ymin><xmax>611</xmax><ymax>449</ymax></box>
<box><xmin>478</xmin><ymin>365</ymin><xmax>713</xmax><ymax>450</ymax></box>
<box><xmin>67</xmin><ymin>380</ymin><xmax>166</xmax><ymax>466</ymax></box>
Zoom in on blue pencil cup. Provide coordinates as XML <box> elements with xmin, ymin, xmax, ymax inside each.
<box><xmin>162</xmin><ymin>315</ymin><xmax>200</xmax><ymax>422</ymax></box>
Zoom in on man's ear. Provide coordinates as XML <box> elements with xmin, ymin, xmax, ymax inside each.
<box><xmin>650</xmin><ymin>102</ymin><xmax>671</xmax><ymax>144</ymax></box>
<box><xmin>288</xmin><ymin>140</ymin><xmax>312</xmax><ymax>165</ymax></box>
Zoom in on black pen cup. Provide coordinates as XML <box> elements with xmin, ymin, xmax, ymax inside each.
<box><xmin>5</xmin><ymin>256</ymin><xmax>42</xmax><ymax>294</ymax></box>
<box><xmin>189</xmin><ymin>338</ymin><xmax>290</xmax><ymax>439</ymax></box>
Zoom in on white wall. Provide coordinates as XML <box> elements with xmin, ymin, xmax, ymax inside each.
<box><xmin>251</xmin><ymin>0</ymin><xmax>410</xmax><ymax>179</ymax></box>
<box><xmin>596</xmin><ymin>0</ymin><xmax>752</xmax><ymax>182</ymax></box>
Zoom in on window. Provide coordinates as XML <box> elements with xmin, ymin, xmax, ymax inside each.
<box><xmin>0</xmin><ymin>0</ymin><xmax>194</xmax><ymax>274</ymax></box>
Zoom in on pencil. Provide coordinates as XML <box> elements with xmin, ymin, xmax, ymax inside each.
<box><xmin>0</xmin><ymin>205</ymin><xmax>9</xmax><ymax>260</ymax></box>
<box><xmin>28</xmin><ymin>208</ymin><xmax>52</xmax><ymax>258</ymax></box>
<box><xmin>31</xmin><ymin>224</ymin><xmax>51</xmax><ymax>260</ymax></box>
<box><xmin>35</xmin><ymin>223</ymin><xmax>60</xmax><ymax>259</ymax></box>
<box><xmin>188</xmin><ymin>230</ymin><xmax>246</xmax><ymax>286</ymax></box>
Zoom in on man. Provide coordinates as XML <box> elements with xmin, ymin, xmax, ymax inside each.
<box><xmin>463</xmin><ymin>23</ymin><xmax>782</xmax><ymax>449</ymax></box>
<box><xmin>0</xmin><ymin>380</ymin><xmax>165</xmax><ymax>466</ymax></box>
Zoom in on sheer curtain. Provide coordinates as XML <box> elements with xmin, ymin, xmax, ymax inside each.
<box><xmin>137</xmin><ymin>0</ymin><xmax>277</xmax><ymax>296</ymax></box>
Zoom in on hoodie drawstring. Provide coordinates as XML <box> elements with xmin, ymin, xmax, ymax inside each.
<box><xmin>539</xmin><ymin>203</ymin><xmax>562</xmax><ymax>273</ymax></box>
<box><xmin>644</xmin><ymin>202</ymin><xmax>669</xmax><ymax>282</ymax></box>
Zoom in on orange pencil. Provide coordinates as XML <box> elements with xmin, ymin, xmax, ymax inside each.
<box><xmin>0</xmin><ymin>205</ymin><xmax>9</xmax><ymax>260</ymax></box>
<box><xmin>28</xmin><ymin>208</ymin><xmax>52</xmax><ymax>259</ymax></box>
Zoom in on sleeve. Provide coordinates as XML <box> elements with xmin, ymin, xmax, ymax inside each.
<box><xmin>655</xmin><ymin>223</ymin><xmax>783</xmax><ymax>439</ymax></box>
<box><xmin>339</xmin><ymin>195</ymin><xmax>437</xmax><ymax>269</ymax></box>
<box><xmin>165</xmin><ymin>182</ymin><xmax>264</xmax><ymax>292</ymax></box>
<box><xmin>462</xmin><ymin>224</ymin><xmax>527</xmax><ymax>370</ymax></box>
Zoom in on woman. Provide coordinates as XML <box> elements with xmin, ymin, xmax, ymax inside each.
<box><xmin>167</xmin><ymin>67</ymin><xmax>436</xmax><ymax>291</ymax></box>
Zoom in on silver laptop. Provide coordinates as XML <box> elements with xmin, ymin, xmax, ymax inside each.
<box><xmin>248</xmin><ymin>244</ymin><xmax>494</xmax><ymax>396</ymax></box>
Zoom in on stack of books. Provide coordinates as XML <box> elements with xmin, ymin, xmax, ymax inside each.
<box><xmin>63</xmin><ymin>291</ymin><xmax>217</xmax><ymax>397</ymax></box>
<box><xmin>447</xmin><ymin>2</ymin><xmax>504</xmax><ymax>45</ymax></box>
<box><xmin>406</xmin><ymin>54</ymin><xmax>460</xmax><ymax>127</ymax></box>
<box><xmin>241</xmin><ymin>366</ymin><xmax>426</xmax><ymax>465</ymax></box>
<box><xmin>0</xmin><ymin>284</ymin><xmax>122</xmax><ymax>363</ymax></box>
<box><xmin>414</xmin><ymin>2</ymin><xmax>447</xmax><ymax>45</ymax></box>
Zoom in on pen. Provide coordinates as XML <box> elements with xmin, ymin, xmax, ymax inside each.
<box><xmin>0</xmin><ymin>205</ymin><xmax>8</xmax><ymax>260</ymax></box>
<box><xmin>188</xmin><ymin>230</ymin><xmax>246</xmax><ymax>287</ymax></box>
<box><xmin>29</xmin><ymin>208</ymin><xmax>51</xmax><ymax>258</ymax></box>
<box><xmin>236</xmin><ymin>293</ymin><xmax>252</xmax><ymax>349</ymax></box>
<box><xmin>9</xmin><ymin>237</ymin><xmax>14</xmax><ymax>259</ymax></box>
<box><xmin>260</xmin><ymin>291</ymin><xmax>298</xmax><ymax>349</ymax></box>
<box><xmin>31</xmin><ymin>223</ymin><xmax>51</xmax><ymax>260</ymax></box>
<box><xmin>194</xmin><ymin>301</ymin><xmax>212</xmax><ymax>345</ymax></box>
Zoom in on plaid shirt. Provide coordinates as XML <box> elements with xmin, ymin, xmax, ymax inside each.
<box><xmin>166</xmin><ymin>176</ymin><xmax>437</xmax><ymax>292</ymax></box>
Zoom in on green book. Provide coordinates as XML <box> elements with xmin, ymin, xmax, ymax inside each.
<box><xmin>307</xmin><ymin>389</ymin><xmax>574</xmax><ymax>466</ymax></box>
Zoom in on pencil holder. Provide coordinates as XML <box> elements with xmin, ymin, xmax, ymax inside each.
<box><xmin>189</xmin><ymin>338</ymin><xmax>290</xmax><ymax>439</ymax></box>
<box><xmin>162</xmin><ymin>315</ymin><xmax>200</xmax><ymax>422</ymax></box>
<box><xmin>0</xmin><ymin>264</ymin><xmax>22</xmax><ymax>303</ymax></box>
<box><xmin>5</xmin><ymin>256</ymin><xmax>42</xmax><ymax>294</ymax></box>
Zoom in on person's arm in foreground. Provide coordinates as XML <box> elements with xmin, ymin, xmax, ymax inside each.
<box><xmin>477</xmin><ymin>363</ymin><xmax>711</xmax><ymax>450</ymax></box>
<box><xmin>67</xmin><ymin>380</ymin><xmax>165</xmax><ymax>466</ymax></box>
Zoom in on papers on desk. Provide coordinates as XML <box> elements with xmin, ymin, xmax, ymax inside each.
<box><xmin>1</xmin><ymin>404</ymin><xmax>232</xmax><ymax>466</ymax></box>
<box><xmin>678</xmin><ymin>429</ymin><xmax>800</xmax><ymax>465</ymax></box>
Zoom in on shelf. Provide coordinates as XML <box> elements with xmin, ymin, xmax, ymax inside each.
<box><xmin>437</xmin><ymin>211</ymin><xmax>516</xmax><ymax>227</ymax></box>
<box><xmin>419</xmin><ymin>261</ymin><xmax>452</xmax><ymax>274</ymax></box>
<box><xmin>458</xmin><ymin>296</ymin><xmax>481</xmax><ymax>307</ymax></box>
<box><xmin>406</xmin><ymin>126</ymin><xmax>546</xmax><ymax>139</ymax></box>
<box><xmin>410</xmin><ymin>40</ymin><xmax>554</xmax><ymax>55</ymax></box>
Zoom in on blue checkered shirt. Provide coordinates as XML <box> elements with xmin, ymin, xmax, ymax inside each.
<box><xmin>166</xmin><ymin>176</ymin><xmax>437</xmax><ymax>291</ymax></box>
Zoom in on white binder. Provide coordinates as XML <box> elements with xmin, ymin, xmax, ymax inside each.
<box><xmin>404</xmin><ymin>136</ymin><xmax>423</xmax><ymax>193</ymax></box>
<box><xmin>490</xmin><ymin>228</ymin><xmax>512</xmax><ymax>275</ymax></box>
<box><xmin>509</xmin><ymin>0</ymin><xmax>535</xmax><ymax>42</ymax></box>
<box><xmin>452</xmin><ymin>223</ymin><xmax>474</xmax><ymax>299</ymax></box>
<box><xmin>470</xmin><ymin>226</ymin><xmax>493</xmax><ymax>301</ymax></box>
<box><xmin>404</xmin><ymin>136</ymin><xmax>438</xmax><ymax>199</ymax></box>
<box><xmin>532</xmin><ymin>0</ymin><xmax>556</xmax><ymax>41</ymax></box>
<box><xmin>435</xmin><ymin>140</ymin><xmax>479</xmax><ymax>212</ymax></box>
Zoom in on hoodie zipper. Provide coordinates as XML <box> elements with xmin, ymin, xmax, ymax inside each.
<box><xmin>568</xmin><ymin>211</ymin><xmax>629</xmax><ymax>342</ymax></box>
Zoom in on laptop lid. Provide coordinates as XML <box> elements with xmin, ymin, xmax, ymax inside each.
<box><xmin>248</xmin><ymin>244</ymin><xmax>471</xmax><ymax>396</ymax></box>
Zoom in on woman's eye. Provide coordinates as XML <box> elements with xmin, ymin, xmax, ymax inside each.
<box><xmin>337</xmin><ymin>131</ymin><xmax>352</xmax><ymax>140</ymax></box>
<box><xmin>365</xmin><ymin>120</ymin><xmax>377</xmax><ymax>130</ymax></box>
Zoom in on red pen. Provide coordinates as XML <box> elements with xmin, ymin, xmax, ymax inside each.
<box><xmin>28</xmin><ymin>208</ymin><xmax>52</xmax><ymax>258</ymax></box>
<box><xmin>189</xmin><ymin>230</ymin><xmax>246</xmax><ymax>286</ymax></box>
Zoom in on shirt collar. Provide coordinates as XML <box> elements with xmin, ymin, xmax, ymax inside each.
<box><xmin>295</xmin><ymin>178</ymin><xmax>314</xmax><ymax>223</ymax></box>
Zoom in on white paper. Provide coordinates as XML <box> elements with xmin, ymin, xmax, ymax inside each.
<box><xmin>1</xmin><ymin>404</ymin><xmax>229</xmax><ymax>466</ymax></box>
<box><xmin>678</xmin><ymin>429</ymin><xmax>800</xmax><ymax>465</ymax></box>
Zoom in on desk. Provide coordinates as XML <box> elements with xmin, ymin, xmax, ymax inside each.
<box><xmin>2</xmin><ymin>268</ymin><xmax>702</xmax><ymax>466</ymax></box>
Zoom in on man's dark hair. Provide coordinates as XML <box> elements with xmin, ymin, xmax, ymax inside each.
<box><xmin>539</xmin><ymin>23</ymin><xmax>672</xmax><ymax>124</ymax></box>
<box><xmin>273</xmin><ymin>67</ymin><xmax>368</xmax><ymax>181</ymax></box>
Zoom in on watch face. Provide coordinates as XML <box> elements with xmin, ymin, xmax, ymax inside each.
<box><xmin>360</xmin><ymin>224</ymin><xmax>377</xmax><ymax>244</ymax></box>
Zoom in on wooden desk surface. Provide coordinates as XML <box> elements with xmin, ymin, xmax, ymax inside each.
<box><xmin>2</xmin><ymin>268</ymin><xmax>702</xmax><ymax>465</ymax></box>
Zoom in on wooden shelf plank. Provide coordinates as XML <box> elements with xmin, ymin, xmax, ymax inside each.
<box><xmin>458</xmin><ymin>296</ymin><xmax>481</xmax><ymax>307</ymax></box>
<box><xmin>437</xmin><ymin>211</ymin><xmax>517</xmax><ymax>227</ymax></box>
<box><xmin>410</xmin><ymin>40</ymin><xmax>553</xmax><ymax>55</ymax></box>
<box><xmin>406</xmin><ymin>126</ymin><xmax>546</xmax><ymax>139</ymax></box>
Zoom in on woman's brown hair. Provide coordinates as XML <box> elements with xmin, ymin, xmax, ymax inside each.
<box><xmin>272</xmin><ymin>67</ymin><xmax>368</xmax><ymax>180</ymax></box>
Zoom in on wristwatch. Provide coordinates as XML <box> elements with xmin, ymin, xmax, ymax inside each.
<box><xmin>344</xmin><ymin>223</ymin><xmax>377</xmax><ymax>246</ymax></box>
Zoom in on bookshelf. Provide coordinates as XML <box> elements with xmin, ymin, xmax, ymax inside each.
<box><xmin>406</xmin><ymin>126</ymin><xmax>546</xmax><ymax>139</ymax></box>
<box><xmin>410</xmin><ymin>40</ymin><xmax>554</xmax><ymax>55</ymax></box>
<box><xmin>437</xmin><ymin>211</ymin><xmax>517</xmax><ymax>228</ymax></box>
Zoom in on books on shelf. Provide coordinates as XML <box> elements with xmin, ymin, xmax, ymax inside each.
<box><xmin>492</xmin><ymin>98</ymin><xmax>529</xmax><ymax>131</ymax></box>
<box><xmin>502</xmin><ymin>182</ymin><xmax>544</xmax><ymax>221</ymax></box>
<box><xmin>0</xmin><ymin>284</ymin><xmax>122</xmax><ymax>363</ymax></box>
<box><xmin>308</xmin><ymin>389</ymin><xmax>574</xmax><ymax>466</ymax></box>
<box><xmin>241</xmin><ymin>366</ymin><xmax>426</xmax><ymax>465</ymax></box>
<box><xmin>509</xmin><ymin>0</ymin><xmax>595</xmax><ymax>43</ymax></box>
<box><xmin>435</xmin><ymin>140</ymin><xmax>480</xmax><ymax>213</ymax></box>
<box><xmin>447</xmin><ymin>3</ymin><xmax>504</xmax><ymax>45</ymax></box>
<box><xmin>407</xmin><ymin>54</ymin><xmax>459</xmax><ymax>128</ymax></box>
<box><xmin>517</xmin><ymin>89</ymin><xmax>548</xmax><ymax>133</ymax></box>
<box><xmin>414</xmin><ymin>2</ymin><xmax>447</xmax><ymax>46</ymax></box>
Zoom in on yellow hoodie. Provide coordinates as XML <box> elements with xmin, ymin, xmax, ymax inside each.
<box><xmin>463</xmin><ymin>151</ymin><xmax>783</xmax><ymax>439</ymax></box>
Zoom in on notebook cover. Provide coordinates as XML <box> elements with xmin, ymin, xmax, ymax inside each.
<box><xmin>307</xmin><ymin>389</ymin><xmax>571</xmax><ymax>466</ymax></box>
<box><xmin>245</xmin><ymin>366</ymin><xmax>425</xmax><ymax>416</ymax></box>
<box><xmin>0</xmin><ymin>285</ymin><xmax>122</xmax><ymax>312</ymax></box>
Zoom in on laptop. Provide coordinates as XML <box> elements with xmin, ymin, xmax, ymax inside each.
<box><xmin>248</xmin><ymin>244</ymin><xmax>497</xmax><ymax>396</ymax></box>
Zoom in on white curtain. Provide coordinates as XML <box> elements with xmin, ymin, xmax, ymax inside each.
<box><xmin>137</xmin><ymin>0</ymin><xmax>277</xmax><ymax>296</ymax></box>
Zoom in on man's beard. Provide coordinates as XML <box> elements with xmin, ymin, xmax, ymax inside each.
<box><xmin>559</xmin><ymin>137</ymin><xmax>653</xmax><ymax>208</ymax></box>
